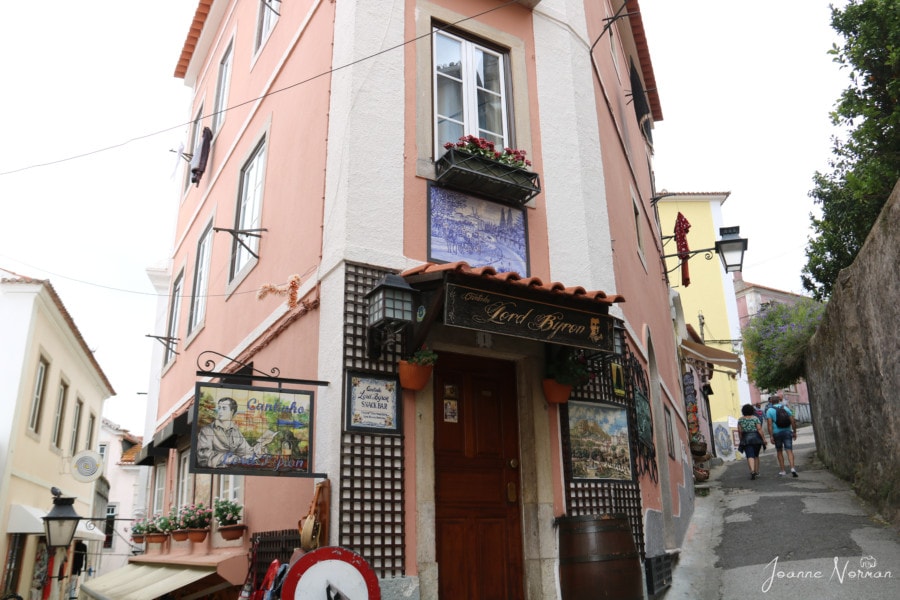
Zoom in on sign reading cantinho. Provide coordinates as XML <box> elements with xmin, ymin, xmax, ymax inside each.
<box><xmin>191</xmin><ymin>382</ymin><xmax>315</xmax><ymax>477</ymax></box>
<box><xmin>444</xmin><ymin>282</ymin><xmax>615</xmax><ymax>353</ymax></box>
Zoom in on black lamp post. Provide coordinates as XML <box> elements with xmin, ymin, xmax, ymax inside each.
<box><xmin>42</xmin><ymin>490</ymin><xmax>82</xmax><ymax>549</ymax></box>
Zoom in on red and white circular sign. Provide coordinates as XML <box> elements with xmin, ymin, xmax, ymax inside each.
<box><xmin>281</xmin><ymin>546</ymin><xmax>381</xmax><ymax>600</ymax></box>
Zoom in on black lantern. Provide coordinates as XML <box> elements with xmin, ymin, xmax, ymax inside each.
<box><xmin>365</xmin><ymin>274</ymin><xmax>416</xmax><ymax>359</ymax></box>
<box><xmin>714</xmin><ymin>226</ymin><xmax>749</xmax><ymax>273</ymax></box>
<box><xmin>42</xmin><ymin>491</ymin><xmax>81</xmax><ymax>549</ymax></box>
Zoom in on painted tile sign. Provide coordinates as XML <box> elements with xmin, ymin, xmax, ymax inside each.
<box><xmin>191</xmin><ymin>382</ymin><xmax>314</xmax><ymax>476</ymax></box>
<box><xmin>345</xmin><ymin>372</ymin><xmax>401</xmax><ymax>435</ymax></box>
<box><xmin>567</xmin><ymin>401</ymin><xmax>634</xmax><ymax>481</ymax></box>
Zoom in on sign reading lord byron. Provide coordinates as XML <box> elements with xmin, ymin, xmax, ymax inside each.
<box><xmin>191</xmin><ymin>382</ymin><xmax>315</xmax><ymax>477</ymax></box>
<box><xmin>445</xmin><ymin>282</ymin><xmax>615</xmax><ymax>352</ymax></box>
<box><xmin>345</xmin><ymin>372</ymin><xmax>401</xmax><ymax>435</ymax></box>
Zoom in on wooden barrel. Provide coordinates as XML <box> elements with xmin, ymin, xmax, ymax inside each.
<box><xmin>558</xmin><ymin>514</ymin><xmax>643</xmax><ymax>600</ymax></box>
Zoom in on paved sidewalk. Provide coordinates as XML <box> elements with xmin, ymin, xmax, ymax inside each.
<box><xmin>664</xmin><ymin>426</ymin><xmax>900</xmax><ymax>600</ymax></box>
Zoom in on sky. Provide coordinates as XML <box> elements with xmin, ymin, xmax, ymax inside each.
<box><xmin>0</xmin><ymin>1</ymin><xmax>848</xmax><ymax>434</ymax></box>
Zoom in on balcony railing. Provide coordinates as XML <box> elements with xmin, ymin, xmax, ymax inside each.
<box><xmin>434</xmin><ymin>148</ymin><xmax>541</xmax><ymax>207</ymax></box>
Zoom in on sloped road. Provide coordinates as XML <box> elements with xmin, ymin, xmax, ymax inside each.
<box><xmin>664</xmin><ymin>426</ymin><xmax>900</xmax><ymax>599</ymax></box>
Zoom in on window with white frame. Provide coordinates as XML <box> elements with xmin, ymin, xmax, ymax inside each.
<box><xmin>218</xmin><ymin>473</ymin><xmax>242</xmax><ymax>503</ymax></box>
<box><xmin>85</xmin><ymin>414</ymin><xmax>96</xmax><ymax>451</ymax></box>
<box><xmin>212</xmin><ymin>41</ymin><xmax>233</xmax><ymax>135</ymax></box>
<box><xmin>185</xmin><ymin>106</ymin><xmax>204</xmax><ymax>191</ymax></box>
<box><xmin>633</xmin><ymin>194</ymin><xmax>645</xmax><ymax>257</ymax></box>
<box><xmin>255</xmin><ymin>0</ymin><xmax>281</xmax><ymax>51</ymax></box>
<box><xmin>230</xmin><ymin>140</ymin><xmax>266</xmax><ymax>281</ymax></box>
<box><xmin>433</xmin><ymin>29</ymin><xmax>510</xmax><ymax>156</ymax></box>
<box><xmin>98</xmin><ymin>443</ymin><xmax>108</xmax><ymax>464</ymax></box>
<box><xmin>104</xmin><ymin>504</ymin><xmax>118</xmax><ymax>549</ymax></box>
<box><xmin>165</xmin><ymin>272</ymin><xmax>183</xmax><ymax>364</ymax></box>
<box><xmin>189</xmin><ymin>225</ymin><xmax>213</xmax><ymax>334</ymax></box>
<box><xmin>177</xmin><ymin>451</ymin><xmax>193</xmax><ymax>508</ymax></box>
<box><xmin>28</xmin><ymin>357</ymin><xmax>49</xmax><ymax>433</ymax></box>
<box><xmin>153</xmin><ymin>463</ymin><xmax>167</xmax><ymax>515</ymax></box>
<box><xmin>69</xmin><ymin>399</ymin><xmax>83</xmax><ymax>455</ymax></box>
<box><xmin>51</xmin><ymin>380</ymin><xmax>68</xmax><ymax>448</ymax></box>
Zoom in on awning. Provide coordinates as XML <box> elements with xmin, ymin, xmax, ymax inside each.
<box><xmin>80</xmin><ymin>564</ymin><xmax>215</xmax><ymax>600</ymax></box>
<box><xmin>680</xmin><ymin>339</ymin><xmax>742</xmax><ymax>370</ymax></box>
<box><xmin>6</xmin><ymin>504</ymin><xmax>105</xmax><ymax>541</ymax></box>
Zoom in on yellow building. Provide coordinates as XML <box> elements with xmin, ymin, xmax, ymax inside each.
<box><xmin>656</xmin><ymin>193</ymin><xmax>751</xmax><ymax>449</ymax></box>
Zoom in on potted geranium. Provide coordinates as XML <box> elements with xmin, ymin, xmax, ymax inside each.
<box><xmin>214</xmin><ymin>498</ymin><xmax>246</xmax><ymax>541</ymax></box>
<box><xmin>177</xmin><ymin>503</ymin><xmax>212</xmax><ymax>542</ymax></box>
<box><xmin>145</xmin><ymin>514</ymin><xmax>172</xmax><ymax>544</ymax></box>
<box><xmin>398</xmin><ymin>345</ymin><xmax>438</xmax><ymax>391</ymax></box>
<box><xmin>130</xmin><ymin>518</ymin><xmax>148</xmax><ymax>544</ymax></box>
<box><xmin>435</xmin><ymin>135</ymin><xmax>541</xmax><ymax>206</ymax></box>
<box><xmin>543</xmin><ymin>346</ymin><xmax>592</xmax><ymax>404</ymax></box>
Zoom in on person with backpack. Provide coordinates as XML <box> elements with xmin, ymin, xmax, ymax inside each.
<box><xmin>766</xmin><ymin>393</ymin><xmax>798</xmax><ymax>477</ymax></box>
<box><xmin>737</xmin><ymin>404</ymin><xmax>767</xmax><ymax>479</ymax></box>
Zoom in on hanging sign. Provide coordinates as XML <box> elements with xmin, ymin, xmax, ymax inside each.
<box><xmin>444</xmin><ymin>281</ymin><xmax>615</xmax><ymax>352</ymax></box>
<box><xmin>190</xmin><ymin>382</ymin><xmax>319</xmax><ymax>477</ymax></box>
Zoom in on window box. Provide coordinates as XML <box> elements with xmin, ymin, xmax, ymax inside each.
<box><xmin>434</xmin><ymin>148</ymin><xmax>541</xmax><ymax>207</ymax></box>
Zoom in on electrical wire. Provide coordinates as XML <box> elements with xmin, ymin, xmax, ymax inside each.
<box><xmin>0</xmin><ymin>0</ymin><xmax>521</xmax><ymax>177</ymax></box>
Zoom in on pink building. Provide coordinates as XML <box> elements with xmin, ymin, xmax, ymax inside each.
<box><xmin>83</xmin><ymin>2</ymin><xmax>707</xmax><ymax>598</ymax></box>
<box><xmin>733</xmin><ymin>273</ymin><xmax>812</xmax><ymax>421</ymax></box>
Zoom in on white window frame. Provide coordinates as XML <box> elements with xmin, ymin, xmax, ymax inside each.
<box><xmin>255</xmin><ymin>0</ymin><xmax>281</xmax><ymax>52</ymax></box>
<box><xmin>212</xmin><ymin>41</ymin><xmax>233</xmax><ymax>135</ymax></box>
<box><xmin>104</xmin><ymin>504</ymin><xmax>118</xmax><ymax>550</ymax></box>
<box><xmin>177</xmin><ymin>451</ymin><xmax>193</xmax><ymax>508</ymax></box>
<box><xmin>230</xmin><ymin>139</ymin><xmax>266</xmax><ymax>282</ymax></box>
<box><xmin>433</xmin><ymin>29</ymin><xmax>510</xmax><ymax>157</ymax></box>
<box><xmin>153</xmin><ymin>464</ymin><xmax>167</xmax><ymax>516</ymax></box>
<box><xmin>28</xmin><ymin>357</ymin><xmax>49</xmax><ymax>433</ymax></box>
<box><xmin>188</xmin><ymin>225</ymin><xmax>213</xmax><ymax>334</ymax></box>
<box><xmin>632</xmin><ymin>192</ymin><xmax>645</xmax><ymax>259</ymax></box>
<box><xmin>185</xmin><ymin>106</ymin><xmax>204</xmax><ymax>191</ymax></box>
<box><xmin>85</xmin><ymin>413</ymin><xmax>96</xmax><ymax>451</ymax></box>
<box><xmin>51</xmin><ymin>380</ymin><xmax>68</xmax><ymax>448</ymax></box>
<box><xmin>69</xmin><ymin>399</ymin><xmax>83</xmax><ymax>455</ymax></box>
<box><xmin>165</xmin><ymin>271</ymin><xmax>183</xmax><ymax>365</ymax></box>
<box><xmin>218</xmin><ymin>474</ymin><xmax>242</xmax><ymax>503</ymax></box>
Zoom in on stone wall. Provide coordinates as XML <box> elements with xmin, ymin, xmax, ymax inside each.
<box><xmin>805</xmin><ymin>179</ymin><xmax>900</xmax><ymax>523</ymax></box>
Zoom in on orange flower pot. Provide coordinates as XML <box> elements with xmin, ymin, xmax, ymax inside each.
<box><xmin>171</xmin><ymin>530</ymin><xmax>189</xmax><ymax>542</ymax></box>
<box><xmin>542</xmin><ymin>378</ymin><xmax>573</xmax><ymax>404</ymax></box>
<box><xmin>218</xmin><ymin>524</ymin><xmax>247</xmax><ymax>541</ymax></box>
<box><xmin>187</xmin><ymin>528</ymin><xmax>209</xmax><ymax>543</ymax></box>
<box><xmin>398</xmin><ymin>361</ymin><xmax>434</xmax><ymax>391</ymax></box>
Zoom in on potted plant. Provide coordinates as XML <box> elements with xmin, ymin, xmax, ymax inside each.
<box><xmin>435</xmin><ymin>135</ymin><xmax>541</xmax><ymax>206</ymax></box>
<box><xmin>170</xmin><ymin>506</ymin><xmax>189</xmax><ymax>542</ymax></box>
<box><xmin>689</xmin><ymin>433</ymin><xmax>708</xmax><ymax>456</ymax></box>
<box><xmin>214</xmin><ymin>498</ymin><xmax>246</xmax><ymax>541</ymax></box>
<box><xmin>542</xmin><ymin>346</ymin><xmax>591</xmax><ymax>404</ymax></box>
<box><xmin>130</xmin><ymin>518</ymin><xmax>148</xmax><ymax>544</ymax></box>
<box><xmin>178</xmin><ymin>503</ymin><xmax>213</xmax><ymax>542</ymax></box>
<box><xmin>145</xmin><ymin>515</ymin><xmax>172</xmax><ymax>544</ymax></box>
<box><xmin>398</xmin><ymin>345</ymin><xmax>438</xmax><ymax>391</ymax></box>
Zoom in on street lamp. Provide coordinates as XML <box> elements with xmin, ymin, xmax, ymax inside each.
<box><xmin>713</xmin><ymin>226</ymin><xmax>749</xmax><ymax>273</ymax></box>
<box><xmin>661</xmin><ymin>226</ymin><xmax>749</xmax><ymax>274</ymax></box>
<box><xmin>42</xmin><ymin>488</ymin><xmax>82</xmax><ymax>549</ymax></box>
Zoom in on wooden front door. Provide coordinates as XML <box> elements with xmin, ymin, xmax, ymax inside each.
<box><xmin>434</xmin><ymin>353</ymin><xmax>524</xmax><ymax>600</ymax></box>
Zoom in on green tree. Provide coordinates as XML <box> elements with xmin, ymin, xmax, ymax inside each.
<box><xmin>742</xmin><ymin>299</ymin><xmax>825</xmax><ymax>390</ymax></box>
<box><xmin>802</xmin><ymin>0</ymin><xmax>900</xmax><ymax>300</ymax></box>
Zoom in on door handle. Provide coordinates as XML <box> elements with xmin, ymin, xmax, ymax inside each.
<box><xmin>508</xmin><ymin>459</ymin><xmax>519</xmax><ymax>469</ymax></box>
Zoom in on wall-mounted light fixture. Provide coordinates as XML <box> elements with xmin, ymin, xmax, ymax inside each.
<box><xmin>365</xmin><ymin>274</ymin><xmax>416</xmax><ymax>360</ymax></box>
<box><xmin>662</xmin><ymin>226</ymin><xmax>748</xmax><ymax>274</ymax></box>
<box><xmin>42</xmin><ymin>488</ymin><xmax>82</xmax><ymax>549</ymax></box>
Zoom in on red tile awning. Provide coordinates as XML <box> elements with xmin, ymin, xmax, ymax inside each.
<box><xmin>400</xmin><ymin>261</ymin><xmax>625</xmax><ymax>306</ymax></box>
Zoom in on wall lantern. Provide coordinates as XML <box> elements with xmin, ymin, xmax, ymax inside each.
<box><xmin>42</xmin><ymin>488</ymin><xmax>82</xmax><ymax>549</ymax></box>
<box><xmin>365</xmin><ymin>274</ymin><xmax>416</xmax><ymax>360</ymax></box>
<box><xmin>662</xmin><ymin>226</ymin><xmax>748</xmax><ymax>274</ymax></box>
